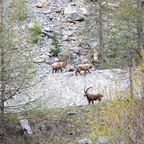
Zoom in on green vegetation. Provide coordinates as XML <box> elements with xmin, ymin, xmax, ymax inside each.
<box><xmin>4</xmin><ymin>99</ymin><xmax>144</xmax><ymax>143</ymax></box>
<box><xmin>4</xmin><ymin>105</ymin><xmax>98</xmax><ymax>143</ymax></box>
<box><xmin>89</xmin><ymin>51</ymin><xmax>144</xmax><ymax>143</ymax></box>
<box><xmin>3</xmin><ymin>51</ymin><xmax>144</xmax><ymax>143</ymax></box>
<box><xmin>28</xmin><ymin>19</ymin><xmax>42</xmax><ymax>43</ymax></box>
<box><xmin>50</xmin><ymin>35</ymin><xmax>61</xmax><ymax>56</ymax></box>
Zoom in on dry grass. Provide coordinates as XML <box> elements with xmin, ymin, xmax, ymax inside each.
<box><xmin>4</xmin><ymin>104</ymin><xmax>102</xmax><ymax>144</ymax></box>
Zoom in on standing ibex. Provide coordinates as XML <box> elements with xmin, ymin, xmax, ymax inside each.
<box><xmin>84</xmin><ymin>87</ymin><xmax>103</xmax><ymax>105</ymax></box>
<box><xmin>52</xmin><ymin>55</ymin><xmax>70</xmax><ymax>73</ymax></box>
<box><xmin>75</xmin><ymin>63</ymin><xmax>92</xmax><ymax>76</ymax></box>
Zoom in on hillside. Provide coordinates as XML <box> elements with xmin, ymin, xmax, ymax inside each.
<box><xmin>4</xmin><ymin>0</ymin><xmax>130</xmax><ymax>112</ymax></box>
<box><xmin>1</xmin><ymin>0</ymin><xmax>144</xmax><ymax>144</ymax></box>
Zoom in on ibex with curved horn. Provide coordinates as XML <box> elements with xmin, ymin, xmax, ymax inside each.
<box><xmin>52</xmin><ymin>55</ymin><xmax>70</xmax><ymax>73</ymax></box>
<box><xmin>84</xmin><ymin>87</ymin><xmax>103</xmax><ymax>105</ymax></box>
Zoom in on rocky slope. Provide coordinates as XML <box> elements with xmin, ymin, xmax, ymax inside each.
<box><xmin>5</xmin><ymin>0</ymin><xmax>129</xmax><ymax>112</ymax></box>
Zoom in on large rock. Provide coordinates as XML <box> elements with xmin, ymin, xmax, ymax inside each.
<box><xmin>78</xmin><ymin>139</ymin><xmax>92</xmax><ymax>144</ymax></box>
<box><xmin>18</xmin><ymin>117</ymin><xmax>33</xmax><ymax>136</ymax></box>
<box><xmin>64</xmin><ymin>6</ymin><xmax>85</xmax><ymax>21</ymax></box>
<box><xmin>80</xmin><ymin>8</ymin><xmax>89</xmax><ymax>16</ymax></box>
<box><xmin>95</xmin><ymin>136</ymin><xmax>110</xmax><ymax>144</ymax></box>
<box><xmin>35</xmin><ymin>0</ymin><xmax>47</xmax><ymax>8</ymax></box>
<box><xmin>70</xmin><ymin>12</ymin><xmax>85</xmax><ymax>21</ymax></box>
<box><xmin>67</xmin><ymin>110</ymin><xmax>78</xmax><ymax>115</ymax></box>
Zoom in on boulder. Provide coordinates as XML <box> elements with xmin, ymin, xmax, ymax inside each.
<box><xmin>18</xmin><ymin>117</ymin><xmax>33</xmax><ymax>136</ymax></box>
<box><xmin>67</xmin><ymin>110</ymin><xmax>78</xmax><ymax>115</ymax></box>
<box><xmin>35</xmin><ymin>0</ymin><xmax>47</xmax><ymax>8</ymax></box>
<box><xmin>80</xmin><ymin>8</ymin><xmax>89</xmax><ymax>16</ymax></box>
<box><xmin>64</xmin><ymin>5</ymin><xmax>76</xmax><ymax>17</ymax></box>
<box><xmin>78</xmin><ymin>139</ymin><xmax>92</xmax><ymax>144</ymax></box>
<box><xmin>95</xmin><ymin>136</ymin><xmax>110</xmax><ymax>144</ymax></box>
<box><xmin>74</xmin><ymin>47</ymin><xmax>81</xmax><ymax>55</ymax></box>
<box><xmin>64</xmin><ymin>6</ymin><xmax>85</xmax><ymax>21</ymax></box>
<box><xmin>70</xmin><ymin>12</ymin><xmax>85</xmax><ymax>21</ymax></box>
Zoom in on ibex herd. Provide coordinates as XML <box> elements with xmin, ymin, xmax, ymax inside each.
<box><xmin>51</xmin><ymin>55</ymin><xmax>103</xmax><ymax>105</ymax></box>
<box><xmin>52</xmin><ymin>56</ymin><xmax>93</xmax><ymax>76</ymax></box>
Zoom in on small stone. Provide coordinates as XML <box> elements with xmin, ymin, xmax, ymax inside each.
<box><xmin>40</xmin><ymin>123</ymin><xmax>47</xmax><ymax>131</ymax></box>
<box><xmin>67</xmin><ymin>110</ymin><xmax>78</xmax><ymax>115</ymax></box>
<box><xmin>77</xmin><ymin>41</ymin><xmax>82</xmax><ymax>46</ymax></box>
<box><xmin>43</xmin><ymin>10</ymin><xmax>51</xmax><ymax>14</ymax></box>
<box><xmin>63</xmin><ymin>35</ymin><xmax>69</xmax><ymax>41</ymax></box>
<box><xmin>64</xmin><ymin>72</ymin><xmax>74</xmax><ymax>77</ymax></box>
<box><xmin>48</xmin><ymin>39</ymin><xmax>53</xmax><ymax>44</ymax></box>
<box><xmin>44</xmin><ymin>27</ymin><xmax>53</xmax><ymax>32</ymax></box>
<box><xmin>62</xmin><ymin>30</ymin><xmax>74</xmax><ymax>36</ymax></box>
<box><xmin>74</xmin><ymin>47</ymin><xmax>81</xmax><ymax>55</ymax></box>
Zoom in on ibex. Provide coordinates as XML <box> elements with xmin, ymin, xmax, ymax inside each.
<box><xmin>84</xmin><ymin>87</ymin><xmax>103</xmax><ymax>105</ymax></box>
<box><xmin>52</xmin><ymin>55</ymin><xmax>70</xmax><ymax>73</ymax></box>
<box><xmin>75</xmin><ymin>63</ymin><xmax>92</xmax><ymax>76</ymax></box>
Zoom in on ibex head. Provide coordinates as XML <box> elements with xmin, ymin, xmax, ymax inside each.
<box><xmin>84</xmin><ymin>87</ymin><xmax>92</xmax><ymax>97</ymax></box>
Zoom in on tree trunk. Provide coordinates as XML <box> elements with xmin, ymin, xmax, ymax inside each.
<box><xmin>99</xmin><ymin>0</ymin><xmax>103</xmax><ymax>53</ymax></box>
<box><xmin>128</xmin><ymin>48</ymin><xmax>133</xmax><ymax>99</ymax></box>
<box><xmin>0</xmin><ymin>1</ymin><xmax>5</xmax><ymax>142</ymax></box>
<box><xmin>138</xmin><ymin>0</ymin><xmax>143</xmax><ymax>59</ymax></box>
